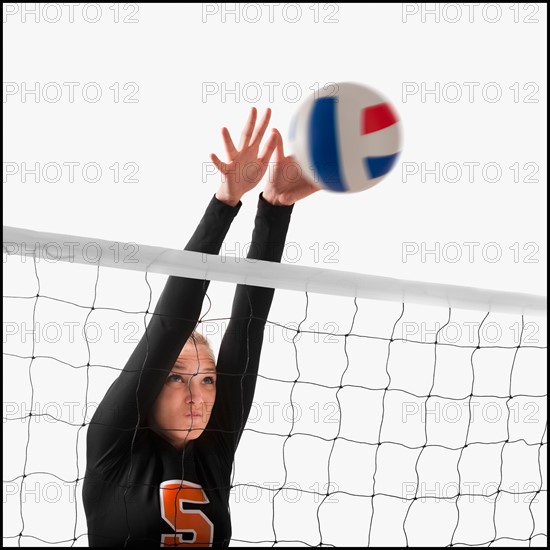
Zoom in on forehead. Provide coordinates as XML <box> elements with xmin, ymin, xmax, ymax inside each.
<box><xmin>173</xmin><ymin>344</ymin><xmax>216</xmax><ymax>371</ymax></box>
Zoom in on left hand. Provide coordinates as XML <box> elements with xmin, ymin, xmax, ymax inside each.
<box><xmin>211</xmin><ymin>107</ymin><xmax>278</xmax><ymax>206</ymax></box>
<box><xmin>262</xmin><ymin>129</ymin><xmax>323</xmax><ymax>206</ymax></box>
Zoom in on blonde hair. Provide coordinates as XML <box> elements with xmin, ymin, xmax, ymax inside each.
<box><xmin>184</xmin><ymin>330</ymin><xmax>216</xmax><ymax>364</ymax></box>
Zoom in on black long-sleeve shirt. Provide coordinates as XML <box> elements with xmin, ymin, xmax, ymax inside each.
<box><xmin>82</xmin><ymin>193</ymin><xmax>294</xmax><ymax>547</ymax></box>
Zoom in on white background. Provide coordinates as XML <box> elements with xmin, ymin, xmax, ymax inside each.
<box><xmin>3</xmin><ymin>3</ymin><xmax>547</xmax><ymax>547</ymax></box>
<box><xmin>3</xmin><ymin>2</ymin><xmax>547</xmax><ymax>293</ymax></box>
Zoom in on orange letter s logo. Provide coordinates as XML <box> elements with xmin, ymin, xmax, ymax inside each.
<box><xmin>160</xmin><ymin>480</ymin><xmax>214</xmax><ymax>547</ymax></box>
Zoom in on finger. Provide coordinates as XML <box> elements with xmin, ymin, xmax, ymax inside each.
<box><xmin>272</xmin><ymin>128</ymin><xmax>285</xmax><ymax>162</ymax></box>
<box><xmin>221</xmin><ymin>127</ymin><xmax>238</xmax><ymax>160</ymax></box>
<box><xmin>238</xmin><ymin>107</ymin><xmax>257</xmax><ymax>150</ymax></box>
<box><xmin>210</xmin><ymin>153</ymin><xmax>226</xmax><ymax>173</ymax></box>
<box><xmin>250</xmin><ymin>107</ymin><xmax>272</xmax><ymax>148</ymax></box>
<box><xmin>258</xmin><ymin>129</ymin><xmax>278</xmax><ymax>165</ymax></box>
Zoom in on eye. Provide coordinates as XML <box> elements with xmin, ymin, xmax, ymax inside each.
<box><xmin>203</xmin><ymin>376</ymin><xmax>215</xmax><ymax>385</ymax></box>
<box><xmin>167</xmin><ymin>373</ymin><xmax>184</xmax><ymax>383</ymax></box>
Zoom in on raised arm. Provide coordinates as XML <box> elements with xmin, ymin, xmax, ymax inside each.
<box><xmin>205</xmin><ymin>128</ymin><xmax>323</xmax><ymax>463</ymax></box>
<box><xmin>86</xmin><ymin>196</ymin><xmax>241</xmax><ymax>470</ymax></box>
<box><xmin>86</xmin><ymin>108</ymin><xmax>278</xmax><ymax>471</ymax></box>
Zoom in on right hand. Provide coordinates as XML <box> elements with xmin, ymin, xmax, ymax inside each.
<box><xmin>262</xmin><ymin>129</ymin><xmax>324</xmax><ymax>206</ymax></box>
<box><xmin>211</xmin><ymin>107</ymin><xmax>278</xmax><ymax>206</ymax></box>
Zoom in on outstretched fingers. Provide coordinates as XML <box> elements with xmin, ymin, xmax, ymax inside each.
<box><xmin>238</xmin><ymin>107</ymin><xmax>258</xmax><ymax>150</ymax></box>
<box><xmin>221</xmin><ymin>127</ymin><xmax>238</xmax><ymax>160</ymax></box>
<box><xmin>250</xmin><ymin>108</ymin><xmax>272</xmax><ymax>149</ymax></box>
<box><xmin>258</xmin><ymin>129</ymin><xmax>278</xmax><ymax>166</ymax></box>
<box><xmin>210</xmin><ymin>153</ymin><xmax>227</xmax><ymax>174</ymax></box>
<box><xmin>272</xmin><ymin>128</ymin><xmax>286</xmax><ymax>162</ymax></box>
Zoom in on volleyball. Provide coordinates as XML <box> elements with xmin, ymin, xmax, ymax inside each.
<box><xmin>289</xmin><ymin>81</ymin><xmax>402</xmax><ymax>193</ymax></box>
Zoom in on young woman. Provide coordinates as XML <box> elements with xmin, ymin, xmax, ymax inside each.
<box><xmin>82</xmin><ymin>108</ymin><xmax>321</xmax><ymax>547</ymax></box>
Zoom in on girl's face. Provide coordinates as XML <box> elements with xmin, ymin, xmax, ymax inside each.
<box><xmin>148</xmin><ymin>343</ymin><xmax>216</xmax><ymax>450</ymax></box>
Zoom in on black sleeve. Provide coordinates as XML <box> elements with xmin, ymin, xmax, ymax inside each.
<box><xmin>205</xmin><ymin>192</ymin><xmax>294</xmax><ymax>465</ymax></box>
<box><xmin>86</xmin><ymin>194</ymin><xmax>242</xmax><ymax>471</ymax></box>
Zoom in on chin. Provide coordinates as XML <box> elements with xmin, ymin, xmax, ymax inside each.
<box><xmin>184</xmin><ymin>424</ymin><xmax>206</xmax><ymax>436</ymax></box>
<box><xmin>181</xmin><ymin>429</ymin><xmax>205</xmax><ymax>443</ymax></box>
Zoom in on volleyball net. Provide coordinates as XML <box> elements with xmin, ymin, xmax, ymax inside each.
<box><xmin>3</xmin><ymin>225</ymin><xmax>547</xmax><ymax>547</ymax></box>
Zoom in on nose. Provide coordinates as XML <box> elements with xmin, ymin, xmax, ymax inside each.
<box><xmin>184</xmin><ymin>377</ymin><xmax>205</xmax><ymax>406</ymax></box>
